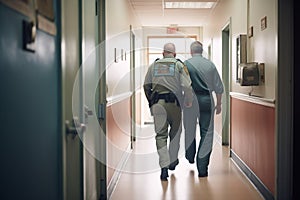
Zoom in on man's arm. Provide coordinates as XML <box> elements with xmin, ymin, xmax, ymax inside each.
<box><xmin>143</xmin><ymin>65</ymin><xmax>154</xmax><ymax>106</ymax></box>
<box><xmin>215</xmin><ymin>93</ymin><xmax>222</xmax><ymax>115</ymax></box>
<box><xmin>179</xmin><ymin>62</ymin><xmax>193</xmax><ymax>108</ymax></box>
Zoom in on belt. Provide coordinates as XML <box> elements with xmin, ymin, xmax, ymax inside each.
<box><xmin>158</xmin><ymin>93</ymin><xmax>176</xmax><ymax>103</ymax></box>
<box><xmin>157</xmin><ymin>93</ymin><xmax>180</xmax><ymax>106</ymax></box>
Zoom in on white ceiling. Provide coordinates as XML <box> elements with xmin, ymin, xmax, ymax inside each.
<box><xmin>128</xmin><ymin>0</ymin><xmax>219</xmax><ymax>27</ymax></box>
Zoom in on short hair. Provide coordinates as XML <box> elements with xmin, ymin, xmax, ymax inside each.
<box><xmin>190</xmin><ymin>41</ymin><xmax>203</xmax><ymax>54</ymax></box>
<box><xmin>163</xmin><ymin>43</ymin><xmax>176</xmax><ymax>53</ymax></box>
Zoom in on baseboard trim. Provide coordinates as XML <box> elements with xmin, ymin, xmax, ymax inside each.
<box><xmin>107</xmin><ymin>143</ymin><xmax>132</xmax><ymax>199</ymax></box>
<box><xmin>230</xmin><ymin>150</ymin><xmax>274</xmax><ymax>200</ymax></box>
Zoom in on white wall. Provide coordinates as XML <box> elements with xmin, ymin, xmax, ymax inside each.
<box><xmin>106</xmin><ymin>0</ymin><xmax>141</xmax><ymax>98</ymax></box>
<box><xmin>203</xmin><ymin>0</ymin><xmax>277</xmax><ymax>99</ymax></box>
<box><xmin>247</xmin><ymin>0</ymin><xmax>277</xmax><ymax>98</ymax></box>
<box><xmin>106</xmin><ymin>0</ymin><xmax>141</xmax><ymax>36</ymax></box>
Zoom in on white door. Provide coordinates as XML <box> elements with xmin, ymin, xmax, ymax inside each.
<box><xmin>63</xmin><ymin>0</ymin><xmax>106</xmax><ymax>199</ymax></box>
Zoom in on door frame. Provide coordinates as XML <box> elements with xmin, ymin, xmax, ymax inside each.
<box><xmin>276</xmin><ymin>0</ymin><xmax>294</xmax><ymax>198</ymax></box>
<box><xmin>96</xmin><ymin>0</ymin><xmax>107</xmax><ymax>199</ymax></box>
<box><xmin>130</xmin><ymin>25</ymin><xmax>136</xmax><ymax>147</ymax></box>
<box><xmin>61</xmin><ymin>0</ymin><xmax>107</xmax><ymax>199</ymax></box>
<box><xmin>221</xmin><ymin>19</ymin><xmax>231</xmax><ymax>146</ymax></box>
<box><xmin>61</xmin><ymin>0</ymin><xmax>83</xmax><ymax>199</ymax></box>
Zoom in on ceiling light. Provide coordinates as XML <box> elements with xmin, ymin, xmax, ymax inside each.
<box><xmin>165</xmin><ymin>2</ymin><xmax>216</xmax><ymax>9</ymax></box>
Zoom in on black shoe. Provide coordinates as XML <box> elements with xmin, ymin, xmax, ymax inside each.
<box><xmin>169</xmin><ymin>159</ymin><xmax>179</xmax><ymax>170</ymax></box>
<box><xmin>160</xmin><ymin>168</ymin><xmax>169</xmax><ymax>181</ymax></box>
<box><xmin>198</xmin><ymin>172</ymin><xmax>208</xmax><ymax>178</ymax></box>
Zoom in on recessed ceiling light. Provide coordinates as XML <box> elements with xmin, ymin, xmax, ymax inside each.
<box><xmin>165</xmin><ymin>2</ymin><xmax>216</xmax><ymax>9</ymax></box>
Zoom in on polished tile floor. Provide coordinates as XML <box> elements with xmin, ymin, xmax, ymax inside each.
<box><xmin>110</xmin><ymin>125</ymin><xmax>264</xmax><ymax>200</ymax></box>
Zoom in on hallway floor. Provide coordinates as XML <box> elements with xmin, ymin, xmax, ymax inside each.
<box><xmin>109</xmin><ymin>125</ymin><xmax>264</xmax><ymax>200</ymax></box>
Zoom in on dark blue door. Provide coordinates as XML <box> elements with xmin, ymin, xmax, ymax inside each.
<box><xmin>0</xmin><ymin>2</ymin><xmax>62</xmax><ymax>200</ymax></box>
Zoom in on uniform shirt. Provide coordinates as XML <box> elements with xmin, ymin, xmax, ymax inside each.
<box><xmin>184</xmin><ymin>54</ymin><xmax>224</xmax><ymax>96</ymax></box>
<box><xmin>144</xmin><ymin>56</ymin><xmax>193</xmax><ymax>105</ymax></box>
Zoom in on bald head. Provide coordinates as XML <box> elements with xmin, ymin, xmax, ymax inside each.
<box><xmin>163</xmin><ymin>43</ymin><xmax>176</xmax><ymax>57</ymax></box>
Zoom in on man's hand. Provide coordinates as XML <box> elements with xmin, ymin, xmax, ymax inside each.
<box><xmin>185</xmin><ymin>102</ymin><xmax>192</xmax><ymax>108</ymax></box>
<box><xmin>215</xmin><ymin>104</ymin><xmax>221</xmax><ymax>114</ymax></box>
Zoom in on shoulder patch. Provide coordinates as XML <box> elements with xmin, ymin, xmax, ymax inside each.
<box><xmin>183</xmin><ymin>65</ymin><xmax>190</xmax><ymax>76</ymax></box>
<box><xmin>175</xmin><ymin>59</ymin><xmax>190</xmax><ymax>76</ymax></box>
<box><xmin>153</xmin><ymin>62</ymin><xmax>175</xmax><ymax>77</ymax></box>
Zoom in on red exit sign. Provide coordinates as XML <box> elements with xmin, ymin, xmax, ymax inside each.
<box><xmin>167</xmin><ymin>27</ymin><xmax>178</xmax><ymax>34</ymax></box>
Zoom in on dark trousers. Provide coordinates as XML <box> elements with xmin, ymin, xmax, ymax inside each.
<box><xmin>183</xmin><ymin>95</ymin><xmax>214</xmax><ymax>174</ymax></box>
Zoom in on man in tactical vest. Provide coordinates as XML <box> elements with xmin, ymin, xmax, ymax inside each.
<box><xmin>143</xmin><ymin>43</ymin><xmax>193</xmax><ymax>181</ymax></box>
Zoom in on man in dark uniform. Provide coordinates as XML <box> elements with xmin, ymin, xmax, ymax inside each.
<box><xmin>143</xmin><ymin>43</ymin><xmax>193</xmax><ymax>181</ymax></box>
<box><xmin>183</xmin><ymin>41</ymin><xmax>224</xmax><ymax>177</ymax></box>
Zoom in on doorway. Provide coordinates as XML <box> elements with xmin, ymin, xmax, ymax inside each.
<box><xmin>221</xmin><ymin>20</ymin><xmax>231</xmax><ymax>146</ymax></box>
<box><xmin>61</xmin><ymin>0</ymin><xmax>106</xmax><ymax>199</ymax></box>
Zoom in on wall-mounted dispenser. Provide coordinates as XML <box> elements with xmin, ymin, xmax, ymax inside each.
<box><xmin>238</xmin><ymin>62</ymin><xmax>260</xmax><ymax>86</ymax></box>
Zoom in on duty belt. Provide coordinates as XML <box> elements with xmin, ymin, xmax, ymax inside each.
<box><xmin>157</xmin><ymin>93</ymin><xmax>180</xmax><ymax>107</ymax></box>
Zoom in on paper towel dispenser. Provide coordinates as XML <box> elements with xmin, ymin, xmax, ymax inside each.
<box><xmin>238</xmin><ymin>62</ymin><xmax>260</xmax><ymax>86</ymax></box>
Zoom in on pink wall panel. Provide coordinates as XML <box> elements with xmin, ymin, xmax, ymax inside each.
<box><xmin>107</xmin><ymin>98</ymin><xmax>131</xmax><ymax>184</ymax></box>
<box><xmin>230</xmin><ymin>97</ymin><xmax>275</xmax><ymax>195</ymax></box>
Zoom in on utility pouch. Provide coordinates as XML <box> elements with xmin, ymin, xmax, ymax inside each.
<box><xmin>167</xmin><ymin>93</ymin><xmax>176</xmax><ymax>103</ymax></box>
<box><xmin>149</xmin><ymin>91</ymin><xmax>159</xmax><ymax>107</ymax></box>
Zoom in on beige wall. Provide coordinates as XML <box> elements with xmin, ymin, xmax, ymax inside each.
<box><xmin>105</xmin><ymin>0</ymin><xmax>142</xmax><ymax>191</ymax></box>
<box><xmin>203</xmin><ymin>0</ymin><xmax>277</xmax><ymax>100</ymax></box>
<box><xmin>247</xmin><ymin>0</ymin><xmax>277</xmax><ymax>99</ymax></box>
<box><xmin>107</xmin><ymin>0</ymin><xmax>140</xmax><ymax>36</ymax></box>
<box><xmin>106</xmin><ymin>0</ymin><xmax>141</xmax><ymax>98</ymax></box>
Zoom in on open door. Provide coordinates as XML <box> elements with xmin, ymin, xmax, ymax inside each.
<box><xmin>62</xmin><ymin>0</ymin><xmax>106</xmax><ymax>199</ymax></box>
<box><xmin>61</xmin><ymin>0</ymin><xmax>83</xmax><ymax>199</ymax></box>
<box><xmin>221</xmin><ymin>21</ymin><xmax>231</xmax><ymax>146</ymax></box>
<box><xmin>74</xmin><ymin>0</ymin><xmax>107</xmax><ymax>199</ymax></box>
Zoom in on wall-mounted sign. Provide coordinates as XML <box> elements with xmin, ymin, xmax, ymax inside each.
<box><xmin>167</xmin><ymin>27</ymin><xmax>178</xmax><ymax>34</ymax></box>
<box><xmin>261</xmin><ymin>16</ymin><xmax>267</xmax><ymax>31</ymax></box>
<box><xmin>0</xmin><ymin>0</ymin><xmax>33</xmax><ymax>18</ymax></box>
<box><xmin>35</xmin><ymin>0</ymin><xmax>54</xmax><ymax>21</ymax></box>
<box><xmin>37</xmin><ymin>13</ymin><xmax>56</xmax><ymax>36</ymax></box>
<box><xmin>35</xmin><ymin>0</ymin><xmax>56</xmax><ymax>36</ymax></box>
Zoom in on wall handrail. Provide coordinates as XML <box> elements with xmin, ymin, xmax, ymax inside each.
<box><xmin>230</xmin><ymin>92</ymin><xmax>275</xmax><ymax>107</ymax></box>
<box><xmin>107</xmin><ymin>92</ymin><xmax>133</xmax><ymax>107</ymax></box>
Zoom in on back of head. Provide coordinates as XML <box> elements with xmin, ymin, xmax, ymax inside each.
<box><xmin>163</xmin><ymin>43</ymin><xmax>176</xmax><ymax>55</ymax></box>
<box><xmin>190</xmin><ymin>41</ymin><xmax>203</xmax><ymax>55</ymax></box>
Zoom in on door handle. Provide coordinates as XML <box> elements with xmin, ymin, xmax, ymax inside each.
<box><xmin>65</xmin><ymin>117</ymin><xmax>86</xmax><ymax>137</ymax></box>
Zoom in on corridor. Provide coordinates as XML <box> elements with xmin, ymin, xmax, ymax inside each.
<box><xmin>109</xmin><ymin>125</ymin><xmax>263</xmax><ymax>200</ymax></box>
<box><xmin>0</xmin><ymin>0</ymin><xmax>296</xmax><ymax>199</ymax></box>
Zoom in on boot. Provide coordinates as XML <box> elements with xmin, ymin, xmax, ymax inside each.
<box><xmin>160</xmin><ymin>168</ymin><xmax>169</xmax><ymax>181</ymax></box>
